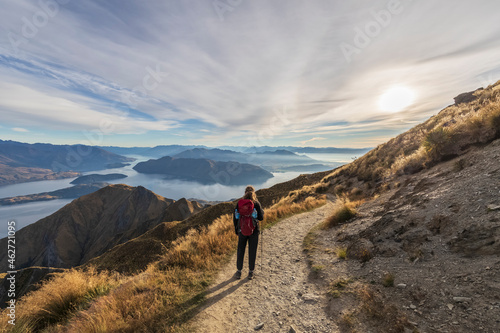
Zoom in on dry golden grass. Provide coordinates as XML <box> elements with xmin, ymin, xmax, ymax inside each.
<box><xmin>323</xmin><ymin>196</ymin><xmax>360</xmax><ymax>228</ymax></box>
<box><xmin>336</xmin><ymin>247</ymin><xmax>348</xmax><ymax>260</ymax></box>
<box><xmin>0</xmin><ymin>195</ymin><xmax>326</xmax><ymax>332</ymax></box>
<box><xmin>0</xmin><ymin>267</ymin><xmax>117</xmax><ymax>332</ymax></box>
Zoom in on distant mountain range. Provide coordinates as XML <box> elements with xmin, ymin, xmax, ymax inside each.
<box><xmin>101</xmin><ymin>145</ymin><xmax>206</xmax><ymax>158</ymax></box>
<box><xmin>0</xmin><ymin>184</ymin><xmax>203</xmax><ymax>271</ymax></box>
<box><xmin>0</xmin><ymin>140</ymin><xmax>134</xmax><ymax>185</ymax></box>
<box><xmin>133</xmin><ymin>156</ymin><xmax>274</xmax><ymax>185</ymax></box>
<box><xmin>0</xmin><ymin>140</ymin><xmax>134</xmax><ymax>171</ymax></box>
<box><xmin>100</xmin><ymin>144</ymin><xmax>371</xmax><ymax>157</ymax></box>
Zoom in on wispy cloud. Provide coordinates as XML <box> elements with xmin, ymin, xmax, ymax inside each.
<box><xmin>12</xmin><ymin>127</ymin><xmax>29</xmax><ymax>132</ymax></box>
<box><xmin>300</xmin><ymin>137</ymin><xmax>326</xmax><ymax>146</ymax></box>
<box><xmin>0</xmin><ymin>0</ymin><xmax>499</xmax><ymax>147</ymax></box>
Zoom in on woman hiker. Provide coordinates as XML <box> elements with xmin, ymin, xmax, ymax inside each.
<box><xmin>233</xmin><ymin>185</ymin><xmax>264</xmax><ymax>280</ymax></box>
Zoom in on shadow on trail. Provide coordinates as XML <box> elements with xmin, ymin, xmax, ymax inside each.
<box><xmin>176</xmin><ymin>275</ymin><xmax>248</xmax><ymax>326</ymax></box>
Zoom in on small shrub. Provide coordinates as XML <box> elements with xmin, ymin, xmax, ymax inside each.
<box><xmin>350</xmin><ymin>187</ymin><xmax>363</xmax><ymax>196</ymax></box>
<box><xmin>328</xmin><ymin>278</ymin><xmax>353</xmax><ymax>298</ymax></box>
<box><xmin>382</xmin><ymin>272</ymin><xmax>395</xmax><ymax>287</ymax></box>
<box><xmin>334</xmin><ymin>184</ymin><xmax>346</xmax><ymax>195</ymax></box>
<box><xmin>339</xmin><ymin>311</ymin><xmax>356</xmax><ymax>328</ymax></box>
<box><xmin>487</xmin><ymin>104</ymin><xmax>500</xmax><ymax>138</ymax></box>
<box><xmin>312</xmin><ymin>265</ymin><xmax>324</xmax><ymax>273</ymax></box>
<box><xmin>324</xmin><ymin>199</ymin><xmax>357</xmax><ymax>228</ymax></box>
<box><xmin>336</xmin><ymin>247</ymin><xmax>347</xmax><ymax>260</ymax></box>
<box><xmin>346</xmin><ymin>238</ymin><xmax>374</xmax><ymax>262</ymax></box>
<box><xmin>453</xmin><ymin>158</ymin><xmax>466</xmax><ymax>172</ymax></box>
<box><xmin>423</xmin><ymin>127</ymin><xmax>453</xmax><ymax>160</ymax></box>
<box><xmin>315</xmin><ymin>184</ymin><xmax>329</xmax><ymax>194</ymax></box>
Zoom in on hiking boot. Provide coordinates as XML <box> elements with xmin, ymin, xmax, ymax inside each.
<box><xmin>247</xmin><ymin>271</ymin><xmax>254</xmax><ymax>280</ymax></box>
<box><xmin>234</xmin><ymin>270</ymin><xmax>242</xmax><ymax>279</ymax></box>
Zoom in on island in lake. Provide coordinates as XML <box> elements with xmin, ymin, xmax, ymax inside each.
<box><xmin>133</xmin><ymin>156</ymin><xmax>273</xmax><ymax>185</ymax></box>
<box><xmin>70</xmin><ymin>173</ymin><xmax>128</xmax><ymax>184</ymax></box>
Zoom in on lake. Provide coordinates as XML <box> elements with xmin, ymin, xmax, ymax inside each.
<box><xmin>0</xmin><ymin>152</ymin><xmax>363</xmax><ymax>237</ymax></box>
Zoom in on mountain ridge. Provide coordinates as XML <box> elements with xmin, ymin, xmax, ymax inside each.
<box><xmin>0</xmin><ymin>184</ymin><xmax>203</xmax><ymax>272</ymax></box>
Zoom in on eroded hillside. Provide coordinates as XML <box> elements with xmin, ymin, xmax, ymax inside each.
<box><xmin>307</xmin><ymin>138</ymin><xmax>500</xmax><ymax>332</ymax></box>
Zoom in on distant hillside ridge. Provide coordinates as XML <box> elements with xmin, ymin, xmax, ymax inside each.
<box><xmin>172</xmin><ymin>148</ymin><xmax>324</xmax><ymax>172</ymax></box>
<box><xmin>173</xmin><ymin>148</ymin><xmax>247</xmax><ymax>162</ymax></box>
<box><xmin>0</xmin><ymin>140</ymin><xmax>134</xmax><ymax>172</ymax></box>
<box><xmin>0</xmin><ymin>184</ymin><xmax>203</xmax><ymax>272</ymax></box>
<box><xmin>0</xmin><ymin>183</ymin><xmax>107</xmax><ymax>206</ymax></box>
<box><xmin>133</xmin><ymin>156</ymin><xmax>273</xmax><ymax>185</ymax></box>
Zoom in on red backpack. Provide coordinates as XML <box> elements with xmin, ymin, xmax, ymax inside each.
<box><xmin>237</xmin><ymin>199</ymin><xmax>256</xmax><ymax>236</ymax></box>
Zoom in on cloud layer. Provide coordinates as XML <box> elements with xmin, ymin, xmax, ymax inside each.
<box><xmin>1</xmin><ymin>0</ymin><xmax>500</xmax><ymax>147</ymax></box>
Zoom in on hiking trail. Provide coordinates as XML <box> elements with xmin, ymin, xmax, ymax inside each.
<box><xmin>190</xmin><ymin>200</ymin><xmax>338</xmax><ymax>333</ymax></box>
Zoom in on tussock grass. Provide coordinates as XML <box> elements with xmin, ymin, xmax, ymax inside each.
<box><xmin>0</xmin><ymin>268</ymin><xmax>117</xmax><ymax>332</ymax></box>
<box><xmin>336</xmin><ymin>247</ymin><xmax>348</xmax><ymax>260</ymax></box>
<box><xmin>0</xmin><ymin>195</ymin><xmax>326</xmax><ymax>332</ymax></box>
<box><xmin>323</xmin><ymin>197</ymin><xmax>360</xmax><ymax>228</ymax></box>
<box><xmin>328</xmin><ymin>277</ymin><xmax>354</xmax><ymax>298</ymax></box>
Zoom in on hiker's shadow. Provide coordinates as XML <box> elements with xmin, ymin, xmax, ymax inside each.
<box><xmin>184</xmin><ymin>276</ymin><xmax>248</xmax><ymax>318</ymax></box>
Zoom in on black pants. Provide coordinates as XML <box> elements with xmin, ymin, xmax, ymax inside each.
<box><xmin>236</xmin><ymin>232</ymin><xmax>259</xmax><ymax>271</ymax></box>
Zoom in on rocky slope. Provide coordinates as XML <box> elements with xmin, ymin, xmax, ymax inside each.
<box><xmin>305</xmin><ymin>139</ymin><xmax>500</xmax><ymax>332</ymax></box>
<box><xmin>133</xmin><ymin>156</ymin><xmax>273</xmax><ymax>185</ymax></box>
<box><xmin>0</xmin><ymin>184</ymin><xmax>203</xmax><ymax>271</ymax></box>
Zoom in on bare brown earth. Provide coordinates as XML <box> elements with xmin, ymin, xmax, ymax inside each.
<box><xmin>307</xmin><ymin>139</ymin><xmax>500</xmax><ymax>332</ymax></box>
<box><xmin>192</xmin><ymin>139</ymin><xmax>499</xmax><ymax>333</ymax></box>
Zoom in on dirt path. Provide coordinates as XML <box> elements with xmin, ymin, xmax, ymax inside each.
<box><xmin>190</xmin><ymin>201</ymin><xmax>338</xmax><ymax>333</ymax></box>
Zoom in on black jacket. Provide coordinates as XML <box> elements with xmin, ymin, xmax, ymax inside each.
<box><xmin>233</xmin><ymin>200</ymin><xmax>264</xmax><ymax>234</ymax></box>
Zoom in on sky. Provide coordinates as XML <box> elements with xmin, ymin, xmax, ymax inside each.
<box><xmin>1</xmin><ymin>0</ymin><xmax>500</xmax><ymax>148</ymax></box>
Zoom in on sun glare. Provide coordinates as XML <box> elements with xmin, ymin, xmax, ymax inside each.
<box><xmin>378</xmin><ymin>86</ymin><xmax>416</xmax><ymax>112</ymax></box>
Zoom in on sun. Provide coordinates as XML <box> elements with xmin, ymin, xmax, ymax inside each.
<box><xmin>378</xmin><ymin>86</ymin><xmax>416</xmax><ymax>112</ymax></box>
